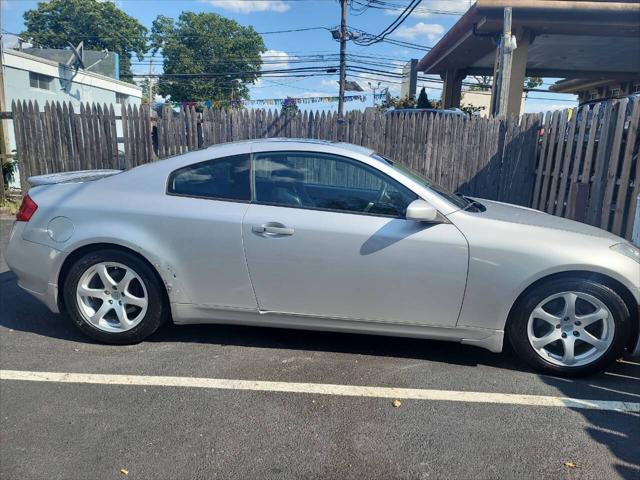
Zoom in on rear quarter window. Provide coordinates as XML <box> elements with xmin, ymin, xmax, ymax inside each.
<box><xmin>167</xmin><ymin>154</ymin><xmax>250</xmax><ymax>201</ymax></box>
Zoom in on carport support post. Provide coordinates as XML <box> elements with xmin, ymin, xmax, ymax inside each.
<box><xmin>503</xmin><ymin>30</ymin><xmax>530</xmax><ymax>117</ymax></box>
<box><xmin>441</xmin><ymin>69</ymin><xmax>463</xmax><ymax>109</ymax></box>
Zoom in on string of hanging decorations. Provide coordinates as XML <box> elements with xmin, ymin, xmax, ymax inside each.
<box><xmin>156</xmin><ymin>93</ymin><xmax>387</xmax><ymax>110</ymax></box>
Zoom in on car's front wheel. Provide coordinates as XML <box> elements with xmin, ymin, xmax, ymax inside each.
<box><xmin>507</xmin><ymin>278</ymin><xmax>631</xmax><ymax>376</ymax></box>
<box><xmin>63</xmin><ymin>249</ymin><xmax>167</xmax><ymax>344</ymax></box>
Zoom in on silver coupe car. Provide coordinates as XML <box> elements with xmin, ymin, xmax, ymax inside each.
<box><xmin>5</xmin><ymin>139</ymin><xmax>640</xmax><ymax>376</ymax></box>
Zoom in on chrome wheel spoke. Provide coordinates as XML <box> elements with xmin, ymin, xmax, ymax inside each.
<box><xmin>90</xmin><ymin>302</ymin><xmax>112</xmax><ymax>325</ymax></box>
<box><xmin>114</xmin><ymin>303</ymin><xmax>132</xmax><ymax>328</ymax></box>
<box><xmin>577</xmin><ymin>308</ymin><xmax>608</xmax><ymax>328</ymax></box>
<box><xmin>97</xmin><ymin>264</ymin><xmax>117</xmax><ymax>289</ymax></box>
<box><xmin>123</xmin><ymin>292</ymin><xmax>147</xmax><ymax>308</ymax></box>
<box><xmin>561</xmin><ymin>336</ymin><xmax>576</xmax><ymax>365</ymax></box>
<box><xmin>532</xmin><ymin>307</ymin><xmax>561</xmax><ymax>326</ymax></box>
<box><xmin>562</xmin><ymin>292</ymin><xmax>577</xmax><ymax>319</ymax></box>
<box><xmin>118</xmin><ymin>270</ymin><xmax>136</xmax><ymax>293</ymax></box>
<box><xmin>531</xmin><ymin>330</ymin><xmax>562</xmax><ymax>349</ymax></box>
<box><xmin>578</xmin><ymin>329</ymin><xmax>608</xmax><ymax>351</ymax></box>
<box><xmin>77</xmin><ymin>284</ymin><xmax>106</xmax><ymax>300</ymax></box>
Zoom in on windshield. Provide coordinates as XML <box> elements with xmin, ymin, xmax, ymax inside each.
<box><xmin>371</xmin><ymin>153</ymin><xmax>470</xmax><ymax>209</ymax></box>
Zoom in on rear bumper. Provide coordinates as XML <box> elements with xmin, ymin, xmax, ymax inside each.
<box><xmin>5</xmin><ymin>222</ymin><xmax>64</xmax><ymax>313</ymax></box>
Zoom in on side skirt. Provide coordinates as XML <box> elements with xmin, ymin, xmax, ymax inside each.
<box><xmin>171</xmin><ymin>303</ymin><xmax>505</xmax><ymax>353</ymax></box>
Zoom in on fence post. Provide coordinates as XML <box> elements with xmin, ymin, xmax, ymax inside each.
<box><xmin>632</xmin><ymin>196</ymin><xmax>640</xmax><ymax>246</ymax></box>
<box><xmin>585</xmin><ymin>101</ymin><xmax>617</xmax><ymax>226</ymax></box>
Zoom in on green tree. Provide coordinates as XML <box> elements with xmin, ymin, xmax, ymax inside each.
<box><xmin>22</xmin><ymin>0</ymin><xmax>148</xmax><ymax>81</ymax></box>
<box><xmin>525</xmin><ymin>76</ymin><xmax>543</xmax><ymax>90</ymax></box>
<box><xmin>460</xmin><ymin>104</ymin><xmax>485</xmax><ymax>115</ymax></box>
<box><xmin>416</xmin><ymin>87</ymin><xmax>432</xmax><ymax>108</ymax></box>
<box><xmin>471</xmin><ymin>75</ymin><xmax>544</xmax><ymax>91</ymax></box>
<box><xmin>377</xmin><ymin>95</ymin><xmax>416</xmax><ymax>111</ymax></box>
<box><xmin>150</xmin><ymin>12</ymin><xmax>265</xmax><ymax>103</ymax></box>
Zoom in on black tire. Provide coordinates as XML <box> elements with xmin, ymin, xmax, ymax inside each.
<box><xmin>507</xmin><ymin>278</ymin><xmax>631</xmax><ymax>377</ymax></box>
<box><xmin>63</xmin><ymin>249</ymin><xmax>167</xmax><ymax>344</ymax></box>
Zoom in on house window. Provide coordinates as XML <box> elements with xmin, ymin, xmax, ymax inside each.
<box><xmin>610</xmin><ymin>87</ymin><xmax>621</xmax><ymax>98</ymax></box>
<box><xmin>633</xmin><ymin>83</ymin><xmax>640</xmax><ymax>94</ymax></box>
<box><xmin>116</xmin><ymin>93</ymin><xmax>129</xmax><ymax>105</ymax></box>
<box><xmin>29</xmin><ymin>72</ymin><xmax>53</xmax><ymax>91</ymax></box>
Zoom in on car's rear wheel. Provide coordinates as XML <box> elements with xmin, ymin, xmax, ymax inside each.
<box><xmin>63</xmin><ymin>249</ymin><xmax>166</xmax><ymax>344</ymax></box>
<box><xmin>507</xmin><ymin>278</ymin><xmax>631</xmax><ymax>376</ymax></box>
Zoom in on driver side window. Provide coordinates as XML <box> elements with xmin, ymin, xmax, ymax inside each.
<box><xmin>253</xmin><ymin>152</ymin><xmax>417</xmax><ymax>217</ymax></box>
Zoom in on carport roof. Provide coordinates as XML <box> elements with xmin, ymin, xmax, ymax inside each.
<box><xmin>417</xmin><ymin>0</ymin><xmax>640</xmax><ymax>79</ymax></box>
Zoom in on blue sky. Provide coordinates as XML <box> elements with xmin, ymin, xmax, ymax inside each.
<box><xmin>1</xmin><ymin>0</ymin><xmax>577</xmax><ymax>112</ymax></box>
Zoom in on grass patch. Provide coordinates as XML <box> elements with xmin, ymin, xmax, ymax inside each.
<box><xmin>0</xmin><ymin>196</ymin><xmax>19</xmax><ymax>216</ymax></box>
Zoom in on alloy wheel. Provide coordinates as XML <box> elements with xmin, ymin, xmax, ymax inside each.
<box><xmin>75</xmin><ymin>262</ymin><xmax>148</xmax><ymax>333</ymax></box>
<box><xmin>527</xmin><ymin>291</ymin><xmax>615</xmax><ymax>367</ymax></box>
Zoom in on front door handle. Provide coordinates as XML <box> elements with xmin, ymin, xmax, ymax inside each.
<box><xmin>252</xmin><ymin>223</ymin><xmax>295</xmax><ymax>236</ymax></box>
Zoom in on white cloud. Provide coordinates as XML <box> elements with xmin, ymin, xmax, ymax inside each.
<box><xmin>298</xmin><ymin>91</ymin><xmax>332</xmax><ymax>98</ymax></box>
<box><xmin>320</xmin><ymin>79</ymin><xmax>339</xmax><ymax>89</ymax></box>
<box><xmin>394</xmin><ymin>22</ymin><xmax>445</xmax><ymax>41</ymax></box>
<box><xmin>203</xmin><ymin>0</ymin><xmax>290</xmax><ymax>13</ymax></box>
<box><xmin>524</xmin><ymin>101</ymin><xmax>576</xmax><ymax>114</ymax></box>
<box><xmin>385</xmin><ymin>0</ymin><xmax>471</xmax><ymax>18</ymax></box>
<box><xmin>260</xmin><ymin>49</ymin><xmax>294</xmax><ymax>75</ymax></box>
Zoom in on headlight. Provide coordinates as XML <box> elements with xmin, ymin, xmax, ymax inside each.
<box><xmin>610</xmin><ymin>242</ymin><xmax>640</xmax><ymax>264</ymax></box>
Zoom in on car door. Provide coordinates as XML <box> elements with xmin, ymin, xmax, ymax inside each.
<box><xmin>242</xmin><ymin>150</ymin><xmax>469</xmax><ymax>327</ymax></box>
<box><xmin>162</xmin><ymin>153</ymin><xmax>257</xmax><ymax>310</ymax></box>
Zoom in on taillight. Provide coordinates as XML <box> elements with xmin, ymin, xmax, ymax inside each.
<box><xmin>16</xmin><ymin>194</ymin><xmax>38</xmax><ymax>222</ymax></box>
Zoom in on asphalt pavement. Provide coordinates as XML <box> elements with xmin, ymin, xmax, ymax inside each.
<box><xmin>1</xmin><ymin>218</ymin><xmax>639</xmax><ymax>480</ymax></box>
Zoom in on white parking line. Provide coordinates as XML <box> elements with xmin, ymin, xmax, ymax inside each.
<box><xmin>1</xmin><ymin>369</ymin><xmax>638</xmax><ymax>413</ymax></box>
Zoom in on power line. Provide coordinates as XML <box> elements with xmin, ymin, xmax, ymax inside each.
<box><xmin>258</xmin><ymin>27</ymin><xmax>330</xmax><ymax>34</ymax></box>
<box><xmin>351</xmin><ymin>0</ymin><xmax>466</xmax><ymax>16</ymax></box>
<box><xmin>353</xmin><ymin>0</ymin><xmax>423</xmax><ymax>46</ymax></box>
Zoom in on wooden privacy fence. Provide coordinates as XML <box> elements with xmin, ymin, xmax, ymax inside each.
<box><xmin>11</xmin><ymin>101</ymin><xmax>120</xmax><ymax>189</ymax></box>
<box><xmin>10</xmin><ymin>97</ymin><xmax>640</xmax><ymax>240</ymax></box>
<box><xmin>531</xmin><ymin>96</ymin><xmax>639</xmax><ymax>239</ymax></box>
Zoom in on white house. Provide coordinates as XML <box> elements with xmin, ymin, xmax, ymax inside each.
<box><xmin>2</xmin><ymin>47</ymin><xmax>142</xmax><ymax>186</ymax></box>
<box><xmin>3</xmin><ymin>48</ymin><xmax>142</xmax><ymax>112</ymax></box>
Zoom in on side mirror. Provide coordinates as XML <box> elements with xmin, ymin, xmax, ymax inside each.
<box><xmin>406</xmin><ymin>199</ymin><xmax>439</xmax><ymax>222</ymax></box>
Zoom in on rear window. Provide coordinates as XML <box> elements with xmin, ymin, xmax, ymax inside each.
<box><xmin>167</xmin><ymin>154</ymin><xmax>250</xmax><ymax>202</ymax></box>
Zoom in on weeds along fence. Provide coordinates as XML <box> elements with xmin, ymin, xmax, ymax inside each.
<box><xmin>10</xmin><ymin>97</ymin><xmax>640</xmax><ymax>240</ymax></box>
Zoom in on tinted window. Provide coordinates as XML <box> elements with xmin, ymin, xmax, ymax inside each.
<box><xmin>168</xmin><ymin>154</ymin><xmax>250</xmax><ymax>201</ymax></box>
<box><xmin>253</xmin><ymin>152</ymin><xmax>417</xmax><ymax>217</ymax></box>
<box><xmin>372</xmin><ymin>153</ymin><xmax>470</xmax><ymax>209</ymax></box>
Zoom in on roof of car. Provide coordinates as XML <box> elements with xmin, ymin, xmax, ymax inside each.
<box><xmin>248</xmin><ymin>138</ymin><xmax>375</xmax><ymax>156</ymax></box>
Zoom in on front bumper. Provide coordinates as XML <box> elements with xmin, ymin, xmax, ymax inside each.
<box><xmin>5</xmin><ymin>222</ymin><xmax>64</xmax><ymax>313</ymax></box>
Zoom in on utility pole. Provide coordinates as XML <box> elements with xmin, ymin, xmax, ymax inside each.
<box><xmin>147</xmin><ymin>58</ymin><xmax>154</xmax><ymax>104</ymax></box>
<box><xmin>368</xmin><ymin>81</ymin><xmax>381</xmax><ymax>106</ymax></box>
<box><xmin>0</xmin><ymin>34</ymin><xmax>10</xmax><ymax>199</ymax></box>
<box><xmin>337</xmin><ymin>0</ymin><xmax>347</xmax><ymax>118</ymax></box>
<box><xmin>492</xmin><ymin>7</ymin><xmax>515</xmax><ymax>116</ymax></box>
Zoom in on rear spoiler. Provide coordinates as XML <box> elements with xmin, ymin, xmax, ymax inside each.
<box><xmin>28</xmin><ymin>169</ymin><xmax>122</xmax><ymax>186</ymax></box>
